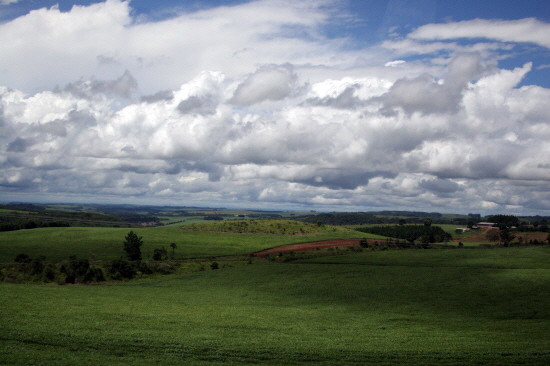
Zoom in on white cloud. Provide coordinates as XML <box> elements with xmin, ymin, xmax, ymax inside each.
<box><xmin>0</xmin><ymin>0</ymin><xmax>19</xmax><ymax>5</ymax></box>
<box><xmin>384</xmin><ymin>60</ymin><xmax>405</xmax><ymax>67</ymax></box>
<box><xmin>409</xmin><ymin>18</ymin><xmax>550</xmax><ymax>49</ymax></box>
<box><xmin>1</xmin><ymin>1</ymin><xmax>550</xmax><ymax>214</ymax></box>
<box><xmin>0</xmin><ymin>0</ymin><xmax>351</xmax><ymax>94</ymax></box>
<box><xmin>230</xmin><ymin>64</ymin><xmax>299</xmax><ymax>106</ymax></box>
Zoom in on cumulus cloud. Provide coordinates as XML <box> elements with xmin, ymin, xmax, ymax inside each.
<box><xmin>409</xmin><ymin>18</ymin><xmax>550</xmax><ymax>49</ymax></box>
<box><xmin>378</xmin><ymin>53</ymin><xmax>490</xmax><ymax>115</ymax></box>
<box><xmin>230</xmin><ymin>64</ymin><xmax>299</xmax><ymax>106</ymax></box>
<box><xmin>0</xmin><ymin>0</ymin><xmax>347</xmax><ymax>94</ymax></box>
<box><xmin>62</xmin><ymin>71</ymin><xmax>138</xmax><ymax>99</ymax></box>
<box><xmin>0</xmin><ymin>1</ymin><xmax>550</xmax><ymax>214</ymax></box>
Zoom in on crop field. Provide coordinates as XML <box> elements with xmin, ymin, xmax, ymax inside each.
<box><xmin>0</xmin><ymin>222</ymin><xmax>376</xmax><ymax>263</ymax></box>
<box><xmin>1</xmin><ymin>246</ymin><xmax>549</xmax><ymax>365</ymax></box>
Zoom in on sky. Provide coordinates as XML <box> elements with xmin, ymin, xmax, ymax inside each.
<box><xmin>1</xmin><ymin>0</ymin><xmax>550</xmax><ymax>215</ymax></box>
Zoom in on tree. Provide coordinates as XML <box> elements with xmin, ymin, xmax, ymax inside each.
<box><xmin>423</xmin><ymin>218</ymin><xmax>432</xmax><ymax>227</ymax></box>
<box><xmin>486</xmin><ymin>229</ymin><xmax>500</xmax><ymax>242</ymax></box>
<box><xmin>152</xmin><ymin>247</ymin><xmax>168</xmax><ymax>261</ymax></box>
<box><xmin>123</xmin><ymin>231</ymin><xmax>143</xmax><ymax>261</ymax></box>
<box><xmin>170</xmin><ymin>243</ymin><xmax>177</xmax><ymax>259</ymax></box>
<box><xmin>109</xmin><ymin>258</ymin><xmax>136</xmax><ymax>280</ymax></box>
<box><xmin>499</xmin><ymin>228</ymin><xmax>515</xmax><ymax>247</ymax></box>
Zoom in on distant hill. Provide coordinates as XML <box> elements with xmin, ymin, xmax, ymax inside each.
<box><xmin>186</xmin><ymin>219</ymin><xmax>347</xmax><ymax>235</ymax></box>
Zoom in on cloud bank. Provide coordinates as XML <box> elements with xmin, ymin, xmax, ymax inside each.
<box><xmin>1</xmin><ymin>0</ymin><xmax>550</xmax><ymax>214</ymax></box>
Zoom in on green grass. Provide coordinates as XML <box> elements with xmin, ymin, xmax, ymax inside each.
<box><xmin>0</xmin><ymin>208</ymin><xmax>30</xmax><ymax>214</ymax></box>
<box><xmin>1</xmin><ymin>247</ymin><xmax>549</xmax><ymax>365</ymax></box>
<box><xmin>158</xmin><ymin>216</ymin><xmax>250</xmax><ymax>227</ymax></box>
<box><xmin>186</xmin><ymin>219</ymin><xmax>350</xmax><ymax>235</ymax></box>
<box><xmin>0</xmin><ymin>225</ymin><xmax>372</xmax><ymax>263</ymax></box>
<box><xmin>298</xmin><ymin>246</ymin><xmax>550</xmax><ymax>268</ymax></box>
<box><xmin>437</xmin><ymin>224</ymin><xmax>477</xmax><ymax>239</ymax></box>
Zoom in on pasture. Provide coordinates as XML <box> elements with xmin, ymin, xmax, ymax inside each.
<box><xmin>1</xmin><ymin>247</ymin><xmax>549</xmax><ymax>365</ymax></box>
<box><xmin>0</xmin><ymin>222</ymin><xmax>376</xmax><ymax>263</ymax></box>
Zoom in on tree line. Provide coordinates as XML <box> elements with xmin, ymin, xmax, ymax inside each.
<box><xmin>356</xmin><ymin>224</ymin><xmax>452</xmax><ymax>244</ymax></box>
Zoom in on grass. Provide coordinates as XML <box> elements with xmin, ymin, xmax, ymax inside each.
<box><xmin>186</xmin><ymin>219</ymin><xmax>350</xmax><ymax>235</ymax></box>
<box><xmin>297</xmin><ymin>246</ymin><xmax>550</xmax><ymax>268</ymax></box>
<box><xmin>0</xmin><ymin>224</ymin><xmax>373</xmax><ymax>263</ymax></box>
<box><xmin>1</xmin><ymin>247</ymin><xmax>549</xmax><ymax>365</ymax></box>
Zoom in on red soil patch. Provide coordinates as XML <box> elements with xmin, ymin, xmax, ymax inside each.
<box><xmin>253</xmin><ymin>238</ymin><xmax>382</xmax><ymax>258</ymax></box>
<box><xmin>452</xmin><ymin>227</ymin><xmax>495</xmax><ymax>243</ymax></box>
<box><xmin>453</xmin><ymin>228</ymin><xmax>548</xmax><ymax>244</ymax></box>
<box><xmin>515</xmin><ymin>232</ymin><xmax>549</xmax><ymax>242</ymax></box>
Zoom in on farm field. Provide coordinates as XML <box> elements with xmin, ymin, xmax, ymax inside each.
<box><xmin>0</xmin><ymin>222</ymin><xmax>377</xmax><ymax>263</ymax></box>
<box><xmin>1</xmin><ymin>247</ymin><xmax>549</xmax><ymax>365</ymax></box>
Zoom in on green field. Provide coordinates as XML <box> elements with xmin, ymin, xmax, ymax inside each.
<box><xmin>0</xmin><ymin>224</ymin><xmax>374</xmax><ymax>263</ymax></box>
<box><xmin>186</xmin><ymin>219</ymin><xmax>350</xmax><ymax>235</ymax></box>
<box><xmin>1</xmin><ymin>247</ymin><xmax>549</xmax><ymax>365</ymax></box>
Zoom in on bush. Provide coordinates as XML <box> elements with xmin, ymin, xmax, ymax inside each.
<box><xmin>60</xmin><ymin>257</ymin><xmax>104</xmax><ymax>284</ymax></box>
<box><xmin>109</xmin><ymin>258</ymin><xmax>136</xmax><ymax>280</ymax></box>
<box><xmin>29</xmin><ymin>256</ymin><xmax>45</xmax><ymax>276</ymax></box>
<box><xmin>43</xmin><ymin>263</ymin><xmax>58</xmax><ymax>281</ymax></box>
<box><xmin>210</xmin><ymin>261</ymin><xmax>219</xmax><ymax>270</ymax></box>
<box><xmin>14</xmin><ymin>253</ymin><xmax>31</xmax><ymax>263</ymax></box>
<box><xmin>144</xmin><ymin>261</ymin><xmax>176</xmax><ymax>274</ymax></box>
<box><xmin>84</xmin><ymin>267</ymin><xmax>105</xmax><ymax>282</ymax></box>
<box><xmin>152</xmin><ymin>247</ymin><xmax>168</xmax><ymax>261</ymax></box>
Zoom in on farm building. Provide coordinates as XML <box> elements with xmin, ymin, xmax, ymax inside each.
<box><xmin>477</xmin><ymin>222</ymin><xmax>496</xmax><ymax>227</ymax></box>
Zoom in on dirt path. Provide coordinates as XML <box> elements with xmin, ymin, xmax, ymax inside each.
<box><xmin>253</xmin><ymin>238</ymin><xmax>382</xmax><ymax>258</ymax></box>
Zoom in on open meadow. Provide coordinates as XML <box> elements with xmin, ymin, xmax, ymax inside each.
<box><xmin>1</xmin><ymin>219</ymin><xmax>549</xmax><ymax>365</ymax></box>
<box><xmin>0</xmin><ymin>222</ymin><xmax>379</xmax><ymax>263</ymax></box>
<box><xmin>1</xmin><ymin>246</ymin><xmax>549</xmax><ymax>365</ymax></box>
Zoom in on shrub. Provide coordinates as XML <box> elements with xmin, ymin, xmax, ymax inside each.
<box><xmin>210</xmin><ymin>261</ymin><xmax>219</xmax><ymax>270</ymax></box>
<box><xmin>43</xmin><ymin>263</ymin><xmax>58</xmax><ymax>281</ymax></box>
<box><xmin>145</xmin><ymin>261</ymin><xmax>175</xmax><ymax>274</ymax></box>
<box><xmin>152</xmin><ymin>247</ymin><xmax>168</xmax><ymax>261</ymax></box>
<box><xmin>84</xmin><ymin>267</ymin><xmax>105</xmax><ymax>282</ymax></box>
<box><xmin>109</xmin><ymin>258</ymin><xmax>136</xmax><ymax>280</ymax></box>
<box><xmin>60</xmin><ymin>257</ymin><xmax>103</xmax><ymax>284</ymax></box>
<box><xmin>29</xmin><ymin>256</ymin><xmax>45</xmax><ymax>276</ymax></box>
<box><xmin>14</xmin><ymin>254</ymin><xmax>32</xmax><ymax>263</ymax></box>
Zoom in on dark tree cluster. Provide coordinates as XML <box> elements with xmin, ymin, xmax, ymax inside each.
<box><xmin>0</xmin><ymin>219</ymin><xmax>70</xmax><ymax>232</ymax></box>
<box><xmin>204</xmin><ymin>215</ymin><xmax>224</xmax><ymax>221</ymax></box>
<box><xmin>1</xmin><ymin>254</ymin><xmax>103</xmax><ymax>284</ymax></box>
<box><xmin>60</xmin><ymin>256</ymin><xmax>105</xmax><ymax>284</ymax></box>
<box><xmin>486</xmin><ymin>215</ymin><xmax>520</xmax><ymax>228</ymax></box>
<box><xmin>356</xmin><ymin>225</ymin><xmax>452</xmax><ymax>244</ymax></box>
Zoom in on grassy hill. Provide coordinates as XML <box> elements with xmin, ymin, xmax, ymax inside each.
<box><xmin>186</xmin><ymin>219</ymin><xmax>348</xmax><ymax>234</ymax></box>
<box><xmin>0</xmin><ymin>224</ymin><xmax>370</xmax><ymax>263</ymax></box>
<box><xmin>1</xmin><ymin>246</ymin><xmax>549</xmax><ymax>365</ymax></box>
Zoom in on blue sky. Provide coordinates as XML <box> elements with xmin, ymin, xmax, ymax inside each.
<box><xmin>1</xmin><ymin>0</ymin><xmax>550</xmax><ymax>214</ymax></box>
